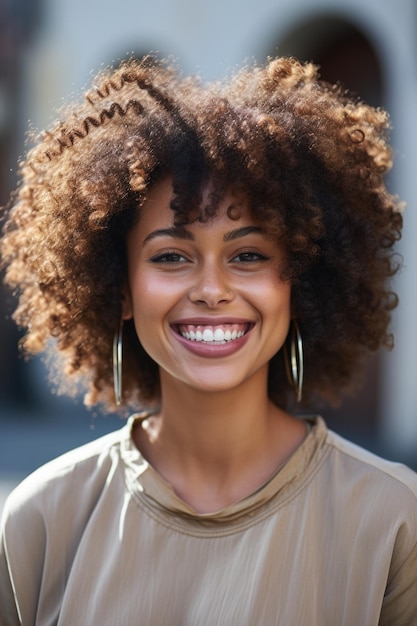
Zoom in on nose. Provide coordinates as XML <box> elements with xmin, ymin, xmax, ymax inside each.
<box><xmin>188</xmin><ymin>261</ymin><xmax>234</xmax><ymax>307</ymax></box>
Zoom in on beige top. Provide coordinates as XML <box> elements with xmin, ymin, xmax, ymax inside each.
<box><xmin>1</xmin><ymin>416</ymin><xmax>417</xmax><ymax>626</ymax></box>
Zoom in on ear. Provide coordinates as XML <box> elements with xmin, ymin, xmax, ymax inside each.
<box><xmin>121</xmin><ymin>283</ymin><xmax>133</xmax><ymax>320</ymax></box>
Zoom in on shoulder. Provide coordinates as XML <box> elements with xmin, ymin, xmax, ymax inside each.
<box><xmin>324</xmin><ymin>426</ymin><xmax>417</xmax><ymax>498</ymax></box>
<box><xmin>0</xmin><ymin>420</ymin><xmax>135</xmax><ymax>625</ymax></box>
<box><xmin>316</xmin><ymin>423</ymin><xmax>417</xmax><ymax>538</ymax></box>
<box><xmin>317</xmin><ymin>423</ymin><xmax>417</xmax><ymax>624</ymax></box>
<box><xmin>305</xmin><ymin>418</ymin><xmax>417</xmax><ymax>530</ymax></box>
<box><xmin>1</xmin><ymin>421</ymin><xmax>130</xmax><ymax>524</ymax></box>
<box><xmin>305</xmin><ymin>420</ymin><xmax>417</xmax><ymax>579</ymax></box>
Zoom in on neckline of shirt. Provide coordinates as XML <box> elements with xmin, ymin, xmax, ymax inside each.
<box><xmin>119</xmin><ymin>413</ymin><xmax>329</xmax><ymax>536</ymax></box>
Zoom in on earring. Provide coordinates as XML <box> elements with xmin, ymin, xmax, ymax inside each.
<box><xmin>113</xmin><ymin>320</ymin><xmax>123</xmax><ymax>406</ymax></box>
<box><xmin>283</xmin><ymin>320</ymin><xmax>304</xmax><ymax>403</ymax></box>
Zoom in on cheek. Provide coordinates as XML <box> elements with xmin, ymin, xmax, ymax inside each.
<box><xmin>276</xmin><ymin>282</ymin><xmax>291</xmax><ymax>314</ymax></box>
<box><xmin>249</xmin><ymin>274</ymin><xmax>291</xmax><ymax>313</ymax></box>
<box><xmin>262</xmin><ymin>282</ymin><xmax>292</xmax><ymax>346</ymax></box>
<box><xmin>129</xmin><ymin>287</ymin><xmax>166</xmax><ymax>358</ymax></box>
<box><xmin>132</xmin><ymin>286</ymin><xmax>165</xmax><ymax>321</ymax></box>
<box><xmin>129</xmin><ymin>272</ymin><xmax>180</xmax><ymax>329</ymax></box>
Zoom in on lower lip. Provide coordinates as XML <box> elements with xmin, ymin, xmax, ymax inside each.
<box><xmin>172</xmin><ymin>328</ymin><xmax>252</xmax><ymax>358</ymax></box>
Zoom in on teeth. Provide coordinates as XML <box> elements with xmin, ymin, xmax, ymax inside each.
<box><xmin>203</xmin><ymin>328</ymin><xmax>214</xmax><ymax>342</ymax></box>
<box><xmin>179</xmin><ymin>324</ymin><xmax>247</xmax><ymax>343</ymax></box>
<box><xmin>214</xmin><ymin>328</ymin><xmax>224</xmax><ymax>341</ymax></box>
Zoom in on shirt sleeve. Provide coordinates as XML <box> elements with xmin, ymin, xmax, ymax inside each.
<box><xmin>379</xmin><ymin>537</ymin><xmax>417</xmax><ymax>625</ymax></box>
<box><xmin>0</xmin><ymin>508</ymin><xmax>21</xmax><ymax>626</ymax></box>
<box><xmin>0</xmin><ymin>483</ymin><xmax>49</xmax><ymax>626</ymax></box>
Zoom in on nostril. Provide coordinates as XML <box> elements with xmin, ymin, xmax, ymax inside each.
<box><xmin>188</xmin><ymin>284</ymin><xmax>234</xmax><ymax>306</ymax></box>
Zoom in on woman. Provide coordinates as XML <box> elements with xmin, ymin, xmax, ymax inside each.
<box><xmin>0</xmin><ymin>56</ymin><xmax>416</xmax><ymax>625</ymax></box>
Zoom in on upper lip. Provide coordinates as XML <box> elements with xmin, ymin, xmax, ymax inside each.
<box><xmin>171</xmin><ymin>317</ymin><xmax>254</xmax><ymax>326</ymax></box>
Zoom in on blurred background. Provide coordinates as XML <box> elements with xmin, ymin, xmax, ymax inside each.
<box><xmin>1</xmin><ymin>0</ymin><xmax>416</xmax><ymax>510</ymax></box>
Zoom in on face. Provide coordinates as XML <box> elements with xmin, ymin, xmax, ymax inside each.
<box><xmin>123</xmin><ymin>177</ymin><xmax>291</xmax><ymax>395</ymax></box>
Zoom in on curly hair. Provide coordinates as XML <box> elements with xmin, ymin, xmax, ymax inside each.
<box><xmin>0</xmin><ymin>56</ymin><xmax>403</xmax><ymax>412</ymax></box>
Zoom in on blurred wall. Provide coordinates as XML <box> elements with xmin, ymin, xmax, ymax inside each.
<box><xmin>1</xmin><ymin>0</ymin><xmax>416</xmax><ymax>464</ymax></box>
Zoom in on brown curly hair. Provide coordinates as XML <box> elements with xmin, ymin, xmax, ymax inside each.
<box><xmin>0</xmin><ymin>56</ymin><xmax>403</xmax><ymax>412</ymax></box>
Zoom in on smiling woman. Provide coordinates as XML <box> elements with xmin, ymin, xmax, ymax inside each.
<box><xmin>0</xmin><ymin>56</ymin><xmax>416</xmax><ymax>625</ymax></box>
<box><xmin>123</xmin><ymin>177</ymin><xmax>291</xmax><ymax>398</ymax></box>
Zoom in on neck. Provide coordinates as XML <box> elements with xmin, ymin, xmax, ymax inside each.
<box><xmin>134</xmin><ymin>368</ymin><xmax>307</xmax><ymax>513</ymax></box>
<box><xmin>157</xmin><ymin>366</ymin><xmax>273</xmax><ymax>458</ymax></box>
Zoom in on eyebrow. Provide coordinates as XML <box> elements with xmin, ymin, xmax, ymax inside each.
<box><xmin>142</xmin><ymin>227</ymin><xmax>194</xmax><ymax>245</ymax></box>
<box><xmin>223</xmin><ymin>226</ymin><xmax>265</xmax><ymax>241</ymax></box>
<box><xmin>142</xmin><ymin>225</ymin><xmax>265</xmax><ymax>245</ymax></box>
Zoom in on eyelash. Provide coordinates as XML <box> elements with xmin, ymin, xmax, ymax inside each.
<box><xmin>149</xmin><ymin>249</ymin><xmax>270</xmax><ymax>265</ymax></box>
<box><xmin>149</xmin><ymin>250</ymin><xmax>188</xmax><ymax>264</ymax></box>
<box><xmin>232</xmin><ymin>250</ymin><xmax>270</xmax><ymax>263</ymax></box>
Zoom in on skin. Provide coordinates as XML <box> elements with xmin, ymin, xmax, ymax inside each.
<box><xmin>123</xmin><ymin>177</ymin><xmax>308</xmax><ymax>513</ymax></box>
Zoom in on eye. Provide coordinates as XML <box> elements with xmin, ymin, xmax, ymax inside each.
<box><xmin>231</xmin><ymin>250</ymin><xmax>270</xmax><ymax>263</ymax></box>
<box><xmin>149</xmin><ymin>251</ymin><xmax>189</xmax><ymax>264</ymax></box>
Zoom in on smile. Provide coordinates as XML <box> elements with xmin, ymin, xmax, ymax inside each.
<box><xmin>177</xmin><ymin>324</ymin><xmax>250</xmax><ymax>344</ymax></box>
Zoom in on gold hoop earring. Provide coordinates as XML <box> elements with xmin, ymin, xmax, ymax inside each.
<box><xmin>283</xmin><ymin>320</ymin><xmax>304</xmax><ymax>403</ymax></box>
<box><xmin>113</xmin><ymin>320</ymin><xmax>123</xmax><ymax>406</ymax></box>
